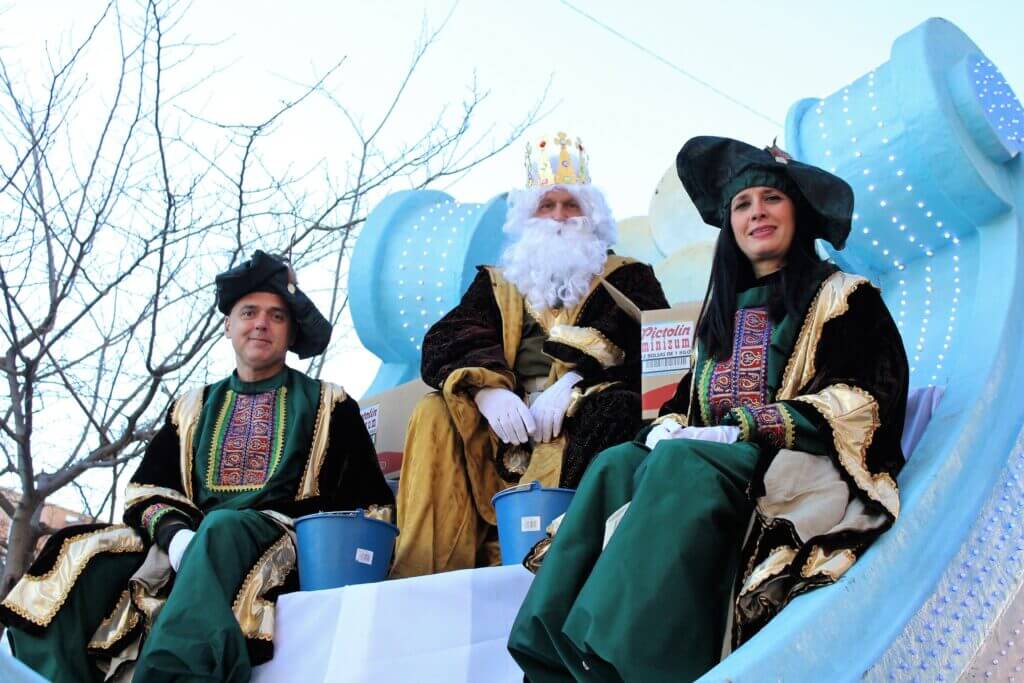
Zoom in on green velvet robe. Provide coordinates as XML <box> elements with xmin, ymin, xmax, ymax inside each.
<box><xmin>1</xmin><ymin>367</ymin><xmax>394</xmax><ymax>683</ymax></box>
<box><xmin>508</xmin><ymin>270</ymin><xmax>909</xmax><ymax>682</ymax></box>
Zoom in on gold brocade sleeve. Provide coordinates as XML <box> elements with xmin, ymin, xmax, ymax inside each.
<box><xmin>547</xmin><ymin>324</ymin><xmax>626</xmax><ymax>369</ymax></box>
<box><xmin>1</xmin><ymin>526</ymin><xmax>144</xmax><ymax>628</ymax></box>
<box><xmin>296</xmin><ymin>381</ymin><xmax>348</xmax><ymax>500</ymax></box>
<box><xmin>792</xmin><ymin>383</ymin><xmax>899</xmax><ymax>518</ymax></box>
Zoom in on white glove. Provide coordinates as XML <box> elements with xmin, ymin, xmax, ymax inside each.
<box><xmin>168</xmin><ymin>528</ymin><xmax>195</xmax><ymax>572</ymax></box>
<box><xmin>474</xmin><ymin>387</ymin><xmax>536</xmax><ymax>445</ymax></box>
<box><xmin>644</xmin><ymin>417</ymin><xmax>687</xmax><ymax>449</ymax></box>
<box><xmin>645</xmin><ymin>420</ymin><xmax>741</xmax><ymax>449</ymax></box>
<box><xmin>683</xmin><ymin>426</ymin><xmax>741</xmax><ymax>444</ymax></box>
<box><xmin>529</xmin><ymin>371</ymin><xmax>583</xmax><ymax>443</ymax></box>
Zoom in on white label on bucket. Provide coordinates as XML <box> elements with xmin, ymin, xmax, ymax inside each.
<box><xmin>355</xmin><ymin>548</ymin><xmax>374</xmax><ymax>565</ymax></box>
<box><xmin>521</xmin><ymin>516</ymin><xmax>542</xmax><ymax>532</ymax></box>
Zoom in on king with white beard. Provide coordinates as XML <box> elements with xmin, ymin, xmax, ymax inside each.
<box><xmin>391</xmin><ymin>132</ymin><xmax>668</xmax><ymax>578</ymax></box>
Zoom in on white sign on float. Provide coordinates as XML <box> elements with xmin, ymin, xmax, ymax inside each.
<box><xmin>360</xmin><ymin>404</ymin><xmax>380</xmax><ymax>441</ymax></box>
<box><xmin>641</xmin><ymin>320</ymin><xmax>694</xmax><ymax>375</ymax></box>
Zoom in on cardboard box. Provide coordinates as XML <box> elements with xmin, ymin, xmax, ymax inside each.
<box><xmin>641</xmin><ymin>302</ymin><xmax>701</xmax><ymax>419</ymax></box>
<box><xmin>359</xmin><ymin>378</ymin><xmax>431</xmax><ymax>478</ymax></box>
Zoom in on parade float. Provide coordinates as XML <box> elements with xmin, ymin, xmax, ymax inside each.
<box><xmin>3</xmin><ymin>15</ymin><xmax>1021</xmax><ymax>683</ymax></box>
<box><xmin>329</xmin><ymin>17</ymin><xmax>1024</xmax><ymax>681</ymax></box>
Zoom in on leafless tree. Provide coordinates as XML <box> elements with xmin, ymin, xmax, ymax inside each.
<box><xmin>0</xmin><ymin>0</ymin><xmax>543</xmax><ymax>595</ymax></box>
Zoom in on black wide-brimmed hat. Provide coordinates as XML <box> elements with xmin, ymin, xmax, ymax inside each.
<box><xmin>215</xmin><ymin>250</ymin><xmax>332</xmax><ymax>359</ymax></box>
<box><xmin>676</xmin><ymin>136</ymin><xmax>853</xmax><ymax>249</ymax></box>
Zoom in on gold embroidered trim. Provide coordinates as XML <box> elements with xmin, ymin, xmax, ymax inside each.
<box><xmin>566</xmin><ymin>381</ymin><xmax>618</xmax><ymax>419</ymax></box>
<box><xmin>731</xmin><ymin>408</ymin><xmax>754</xmax><ymax>442</ymax></box>
<box><xmin>687</xmin><ymin>343</ymin><xmax>701</xmax><ymax>426</ymax></box>
<box><xmin>296</xmin><ymin>381</ymin><xmax>348</xmax><ymax>500</ymax></box>
<box><xmin>124</xmin><ymin>484</ymin><xmax>197</xmax><ymax>513</ymax></box>
<box><xmin>778</xmin><ymin>272</ymin><xmax>870</xmax><ymax>400</ymax></box>
<box><xmin>1</xmin><ymin>526</ymin><xmax>144</xmax><ymax>627</ymax></box>
<box><xmin>777</xmin><ymin>403</ymin><xmax>797</xmax><ymax>449</ymax></box>
<box><xmin>739</xmin><ymin>545</ymin><xmax>798</xmax><ymax>597</ymax></box>
<box><xmin>172</xmin><ymin>387</ymin><xmax>205</xmax><ymax>501</ymax></box>
<box><xmin>801</xmin><ymin>546</ymin><xmax>857</xmax><ymax>581</ymax></box>
<box><xmin>651</xmin><ymin>412</ymin><xmax>688</xmax><ymax>428</ymax></box>
<box><xmin>698</xmin><ymin>357</ymin><xmax>714</xmax><ymax>426</ymax></box>
<box><xmin>130</xmin><ymin>577</ymin><xmax>168</xmax><ymax>630</ymax></box>
<box><xmin>547</xmin><ymin>324</ymin><xmax>625</xmax><ymax>369</ymax></box>
<box><xmin>232</xmin><ymin>534</ymin><xmax>296</xmax><ymax>641</ymax></box>
<box><xmin>205</xmin><ymin>388</ymin><xmax>289</xmax><ymax>493</ymax></box>
<box><xmin>793</xmin><ymin>384</ymin><xmax>899</xmax><ymax>518</ymax></box>
<box><xmin>88</xmin><ymin>589</ymin><xmax>138</xmax><ymax>651</ymax></box>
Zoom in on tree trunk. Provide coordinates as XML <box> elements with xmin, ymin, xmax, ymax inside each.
<box><xmin>0</xmin><ymin>500</ymin><xmax>40</xmax><ymax>600</ymax></box>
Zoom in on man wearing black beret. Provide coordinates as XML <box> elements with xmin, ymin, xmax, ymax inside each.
<box><xmin>1</xmin><ymin>250</ymin><xmax>394</xmax><ymax>682</ymax></box>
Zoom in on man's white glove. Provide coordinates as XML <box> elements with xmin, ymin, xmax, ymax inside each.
<box><xmin>168</xmin><ymin>528</ymin><xmax>195</xmax><ymax>573</ymax></box>
<box><xmin>474</xmin><ymin>387</ymin><xmax>536</xmax><ymax>445</ymax></box>
<box><xmin>645</xmin><ymin>421</ymin><xmax>741</xmax><ymax>449</ymax></box>
<box><xmin>530</xmin><ymin>371</ymin><xmax>583</xmax><ymax>443</ymax></box>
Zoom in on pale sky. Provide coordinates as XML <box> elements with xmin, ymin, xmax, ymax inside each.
<box><xmin>3</xmin><ymin>1</ymin><xmax>1023</xmax><ymax>512</ymax></box>
<box><xmin>6</xmin><ymin>1</ymin><xmax>1023</xmax><ymax>399</ymax></box>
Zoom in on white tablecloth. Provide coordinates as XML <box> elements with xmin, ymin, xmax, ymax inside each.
<box><xmin>252</xmin><ymin>565</ymin><xmax>534</xmax><ymax>682</ymax></box>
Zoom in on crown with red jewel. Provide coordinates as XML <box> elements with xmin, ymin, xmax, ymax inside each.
<box><xmin>524</xmin><ymin>131</ymin><xmax>591</xmax><ymax>187</ymax></box>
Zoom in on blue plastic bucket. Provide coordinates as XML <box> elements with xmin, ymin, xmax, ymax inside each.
<box><xmin>294</xmin><ymin>509</ymin><xmax>399</xmax><ymax>591</ymax></box>
<box><xmin>492</xmin><ymin>481</ymin><xmax>575</xmax><ymax>565</ymax></box>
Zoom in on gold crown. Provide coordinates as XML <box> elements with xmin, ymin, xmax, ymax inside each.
<box><xmin>524</xmin><ymin>132</ymin><xmax>591</xmax><ymax>188</ymax></box>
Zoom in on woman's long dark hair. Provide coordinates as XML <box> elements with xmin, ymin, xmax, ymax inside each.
<box><xmin>695</xmin><ymin>203</ymin><xmax>837</xmax><ymax>360</ymax></box>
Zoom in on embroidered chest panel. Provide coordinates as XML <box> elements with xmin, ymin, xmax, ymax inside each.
<box><xmin>702</xmin><ymin>307</ymin><xmax>771</xmax><ymax>424</ymax></box>
<box><xmin>206</xmin><ymin>389</ymin><xmax>287</xmax><ymax>492</ymax></box>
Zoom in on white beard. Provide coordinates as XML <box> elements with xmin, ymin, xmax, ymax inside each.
<box><xmin>499</xmin><ymin>216</ymin><xmax>609</xmax><ymax>311</ymax></box>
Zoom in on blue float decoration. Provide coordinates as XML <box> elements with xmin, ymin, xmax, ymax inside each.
<box><xmin>349</xmin><ymin>190</ymin><xmax>508</xmax><ymax>395</ymax></box>
<box><xmin>347</xmin><ymin>16</ymin><xmax>1024</xmax><ymax>680</ymax></box>
<box><xmin>706</xmin><ymin>18</ymin><xmax>1024</xmax><ymax>682</ymax></box>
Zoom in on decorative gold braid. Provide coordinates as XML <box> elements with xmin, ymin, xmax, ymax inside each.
<box><xmin>88</xmin><ymin>589</ymin><xmax>139</xmax><ymax>651</ymax></box>
<box><xmin>686</xmin><ymin>343</ymin><xmax>701</xmax><ymax>426</ymax></box>
<box><xmin>171</xmin><ymin>387</ymin><xmax>204</xmax><ymax>501</ymax></box>
<box><xmin>231</xmin><ymin>534</ymin><xmax>296</xmax><ymax>641</ymax></box>
<box><xmin>296</xmin><ymin>381</ymin><xmax>347</xmax><ymax>500</ymax></box>
<box><xmin>739</xmin><ymin>545</ymin><xmax>798</xmax><ymax>597</ymax></box>
<box><xmin>801</xmin><ymin>546</ymin><xmax>857</xmax><ymax>581</ymax></box>
<box><xmin>698</xmin><ymin>358</ymin><xmax>714</xmax><ymax>426</ymax></box>
<box><xmin>547</xmin><ymin>324</ymin><xmax>625</xmax><ymax>368</ymax></box>
<box><xmin>778</xmin><ymin>272</ymin><xmax>870</xmax><ymax>400</ymax></box>
<box><xmin>792</xmin><ymin>383</ymin><xmax>897</xmax><ymax>517</ymax></box>
<box><xmin>733</xmin><ymin>408</ymin><xmax>754</xmax><ymax>442</ymax></box>
<box><xmin>648</xmin><ymin>413</ymin><xmax>685</xmax><ymax>429</ymax></box>
<box><xmin>1</xmin><ymin>526</ymin><xmax>143</xmax><ymax>627</ymax></box>
<box><xmin>204</xmin><ymin>389</ymin><xmax>237</xmax><ymax>490</ymax></box>
<box><xmin>130</xmin><ymin>580</ymin><xmax>166</xmax><ymax>634</ymax></box>
<box><xmin>124</xmin><ymin>484</ymin><xmax>197</xmax><ymax>513</ymax></box>
<box><xmin>205</xmin><ymin>388</ymin><xmax>289</xmax><ymax>493</ymax></box>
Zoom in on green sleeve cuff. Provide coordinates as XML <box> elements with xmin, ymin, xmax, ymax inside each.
<box><xmin>725</xmin><ymin>407</ymin><xmax>756</xmax><ymax>442</ymax></box>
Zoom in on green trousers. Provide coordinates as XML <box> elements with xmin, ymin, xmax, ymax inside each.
<box><xmin>508</xmin><ymin>438</ymin><xmax>759</xmax><ymax>682</ymax></box>
<box><xmin>10</xmin><ymin>508</ymin><xmax>285</xmax><ymax>683</ymax></box>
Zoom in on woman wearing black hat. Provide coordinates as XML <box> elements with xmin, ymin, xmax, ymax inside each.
<box><xmin>508</xmin><ymin>137</ymin><xmax>909</xmax><ymax>681</ymax></box>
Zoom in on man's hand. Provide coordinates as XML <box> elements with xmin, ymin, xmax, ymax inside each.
<box><xmin>474</xmin><ymin>387</ymin><xmax>536</xmax><ymax>445</ymax></box>
<box><xmin>530</xmin><ymin>371</ymin><xmax>583</xmax><ymax>443</ymax></box>
<box><xmin>168</xmin><ymin>528</ymin><xmax>196</xmax><ymax>572</ymax></box>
